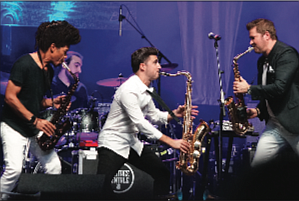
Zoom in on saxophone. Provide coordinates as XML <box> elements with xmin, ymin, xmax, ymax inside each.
<box><xmin>160</xmin><ymin>71</ymin><xmax>210</xmax><ymax>175</ymax></box>
<box><xmin>224</xmin><ymin>46</ymin><xmax>254</xmax><ymax>135</ymax></box>
<box><xmin>37</xmin><ymin>62</ymin><xmax>79</xmax><ymax>151</ymax></box>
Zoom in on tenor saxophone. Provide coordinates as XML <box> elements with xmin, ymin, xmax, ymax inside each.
<box><xmin>224</xmin><ymin>47</ymin><xmax>254</xmax><ymax>135</ymax></box>
<box><xmin>160</xmin><ymin>71</ymin><xmax>210</xmax><ymax>175</ymax></box>
<box><xmin>37</xmin><ymin>62</ymin><xmax>79</xmax><ymax>151</ymax></box>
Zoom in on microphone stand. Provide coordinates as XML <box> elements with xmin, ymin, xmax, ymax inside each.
<box><xmin>120</xmin><ymin>14</ymin><xmax>173</xmax><ymax>96</ymax></box>
<box><xmin>211</xmin><ymin>39</ymin><xmax>225</xmax><ymax>185</ymax></box>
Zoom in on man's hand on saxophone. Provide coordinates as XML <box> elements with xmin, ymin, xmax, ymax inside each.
<box><xmin>233</xmin><ymin>76</ymin><xmax>258</xmax><ymax>120</ymax></box>
<box><xmin>169</xmin><ymin>105</ymin><xmax>199</xmax><ymax>120</ymax></box>
<box><xmin>159</xmin><ymin>134</ymin><xmax>190</xmax><ymax>154</ymax></box>
<box><xmin>36</xmin><ymin>95</ymin><xmax>71</xmax><ymax>137</ymax></box>
<box><xmin>52</xmin><ymin>95</ymin><xmax>72</xmax><ymax>111</ymax></box>
<box><xmin>35</xmin><ymin>118</ymin><xmax>56</xmax><ymax>137</ymax></box>
<box><xmin>233</xmin><ymin>76</ymin><xmax>250</xmax><ymax>94</ymax></box>
<box><xmin>247</xmin><ymin>108</ymin><xmax>258</xmax><ymax>119</ymax></box>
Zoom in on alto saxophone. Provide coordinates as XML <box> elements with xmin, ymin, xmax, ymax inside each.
<box><xmin>37</xmin><ymin>62</ymin><xmax>79</xmax><ymax>151</ymax></box>
<box><xmin>225</xmin><ymin>46</ymin><xmax>254</xmax><ymax>135</ymax></box>
<box><xmin>160</xmin><ymin>71</ymin><xmax>210</xmax><ymax>175</ymax></box>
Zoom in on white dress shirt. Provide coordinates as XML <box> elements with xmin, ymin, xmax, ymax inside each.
<box><xmin>98</xmin><ymin>75</ymin><xmax>169</xmax><ymax>159</ymax></box>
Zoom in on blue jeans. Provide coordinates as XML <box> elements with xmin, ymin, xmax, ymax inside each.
<box><xmin>251</xmin><ymin>119</ymin><xmax>299</xmax><ymax>168</ymax></box>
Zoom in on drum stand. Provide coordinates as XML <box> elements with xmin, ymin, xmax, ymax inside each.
<box><xmin>168</xmin><ymin>123</ymin><xmax>177</xmax><ymax>195</ymax></box>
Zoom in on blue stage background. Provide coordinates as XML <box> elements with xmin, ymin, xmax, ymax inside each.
<box><xmin>1</xmin><ymin>1</ymin><xmax>299</xmax><ymax>199</ymax></box>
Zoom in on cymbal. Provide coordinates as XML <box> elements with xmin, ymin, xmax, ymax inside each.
<box><xmin>96</xmin><ymin>77</ymin><xmax>128</xmax><ymax>87</ymax></box>
<box><xmin>53</xmin><ymin>94</ymin><xmax>76</xmax><ymax>102</ymax></box>
<box><xmin>160</xmin><ymin>63</ymin><xmax>178</xmax><ymax>72</ymax></box>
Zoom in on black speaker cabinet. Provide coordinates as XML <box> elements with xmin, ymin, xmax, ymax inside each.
<box><xmin>71</xmin><ymin>149</ymin><xmax>154</xmax><ymax>200</ymax></box>
<box><xmin>111</xmin><ymin>163</ymin><xmax>154</xmax><ymax>200</ymax></box>
<box><xmin>16</xmin><ymin>174</ymin><xmax>105</xmax><ymax>200</ymax></box>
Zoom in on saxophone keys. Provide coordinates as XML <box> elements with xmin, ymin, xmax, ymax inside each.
<box><xmin>193</xmin><ymin>140</ymin><xmax>201</xmax><ymax>149</ymax></box>
<box><xmin>192</xmin><ymin>150</ymin><xmax>201</xmax><ymax>158</ymax></box>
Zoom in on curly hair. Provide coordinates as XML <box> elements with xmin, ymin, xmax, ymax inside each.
<box><xmin>35</xmin><ymin>20</ymin><xmax>81</xmax><ymax>52</ymax></box>
<box><xmin>131</xmin><ymin>47</ymin><xmax>159</xmax><ymax>73</ymax></box>
<box><xmin>246</xmin><ymin>18</ymin><xmax>277</xmax><ymax>40</ymax></box>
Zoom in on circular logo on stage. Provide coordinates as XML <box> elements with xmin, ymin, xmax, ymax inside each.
<box><xmin>111</xmin><ymin>163</ymin><xmax>135</xmax><ymax>193</ymax></box>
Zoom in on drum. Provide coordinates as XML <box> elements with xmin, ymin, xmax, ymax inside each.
<box><xmin>95</xmin><ymin>103</ymin><xmax>111</xmax><ymax>116</ymax></box>
<box><xmin>39</xmin><ymin>107</ymin><xmax>54</xmax><ymax>120</ymax></box>
<box><xmin>71</xmin><ymin>108</ymin><xmax>100</xmax><ymax>133</ymax></box>
<box><xmin>69</xmin><ymin>108</ymin><xmax>100</xmax><ymax>148</ymax></box>
<box><xmin>95</xmin><ymin>103</ymin><xmax>111</xmax><ymax>128</ymax></box>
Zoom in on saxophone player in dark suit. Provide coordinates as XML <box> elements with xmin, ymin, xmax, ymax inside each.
<box><xmin>233</xmin><ymin>18</ymin><xmax>299</xmax><ymax>168</ymax></box>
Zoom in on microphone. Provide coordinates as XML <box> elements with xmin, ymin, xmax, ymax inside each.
<box><xmin>119</xmin><ymin>5</ymin><xmax>123</xmax><ymax>36</ymax></box>
<box><xmin>208</xmin><ymin>32</ymin><xmax>221</xmax><ymax>40</ymax></box>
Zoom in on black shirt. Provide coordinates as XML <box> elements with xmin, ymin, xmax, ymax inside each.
<box><xmin>1</xmin><ymin>54</ymin><xmax>53</xmax><ymax>137</ymax></box>
<box><xmin>49</xmin><ymin>76</ymin><xmax>89</xmax><ymax>111</ymax></box>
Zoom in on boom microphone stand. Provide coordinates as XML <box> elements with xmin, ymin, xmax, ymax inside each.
<box><xmin>118</xmin><ymin>4</ymin><xmax>177</xmax><ymax>96</ymax></box>
<box><xmin>209</xmin><ymin>33</ymin><xmax>225</xmax><ymax>184</ymax></box>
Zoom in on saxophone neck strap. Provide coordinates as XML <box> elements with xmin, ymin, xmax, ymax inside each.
<box><xmin>38</xmin><ymin>49</ymin><xmax>54</xmax><ymax>109</ymax></box>
<box><xmin>146</xmin><ymin>89</ymin><xmax>181</xmax><ymax>124</ymax></box>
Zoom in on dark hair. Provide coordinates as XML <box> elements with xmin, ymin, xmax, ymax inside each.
<box><xmin>56</xmin><ymin>51</ymin><xmax>83</xmax><ymax>72</ymax></box>
<box><xmin>35</xmin><ymin>20</ymin><xmax>81</xmax><ymax>52</ymax></box>
<box><xmin>65</xmin><ymin>51</ymin><xmax>83</xmax><ymax>65</ymax></box>
<box><xmin>246</xmin><ymin>18</ymin><xmax>277</xmax><ymax>40</ymax></box>
<box><xmin>131</xmin><ymin>47</ymin><xmax>159</xmax><ymax>73</ymax></box>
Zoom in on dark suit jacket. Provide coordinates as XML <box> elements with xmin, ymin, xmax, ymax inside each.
<box><xmin>250</xmin><ymin>40</ymin><xmax>299</xmax><ymax>134</ymax></box>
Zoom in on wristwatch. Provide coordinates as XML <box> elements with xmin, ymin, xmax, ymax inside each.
<box><xmin>28</xmin><ymin>115</ymin><xmax>36</xmax><ymax>124</ymax></box>
<box><xmin>247</xmin><ymin>86</ymin><xmax>252</xmax><ymax>95</ymax></box>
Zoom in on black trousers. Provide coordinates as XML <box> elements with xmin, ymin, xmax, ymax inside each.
<box><xmin>97</xmin><ymin>146</ymin><xmax>170</xmax><ymax>199</ymax></box>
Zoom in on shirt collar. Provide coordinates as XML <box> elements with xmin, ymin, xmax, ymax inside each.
<box><xmin>132</xmin><ymin>74</ymin><xmax>154</xmax><ymax>93</ymax></box>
